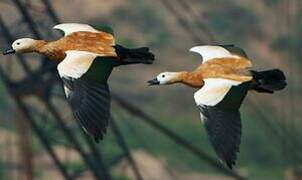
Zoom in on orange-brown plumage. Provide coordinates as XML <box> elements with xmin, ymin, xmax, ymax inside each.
<box><xmin>178</xmin><ymin>71</ymin><xmax>204</xmax><ymax>88</ymax></box>
<box><xmin>148</xmin><ymin>45</ymin><xmax>287</xmax><ymax>170</ymax></box>
<box><xmin>3</xmin><ymin>23</ymin><xmax>156</xmax><ymax>144</ymax></box>
<box><xmin>36</xmin><ymin>31</ymin><xmax>117</xmax><ymax>61</ymax></box>
<box><xmin>172</xmin><ymin>56</ymin><xmax>253</xmax><ymax>88</ymax></box>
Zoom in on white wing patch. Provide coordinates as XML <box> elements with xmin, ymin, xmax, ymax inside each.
<box><xmin>53</xmin><ymin>23</ymin><xmax>99</xmax><ymax>36</ymax></box>
<box><xmin>190</xmin><ymin>45</ymin><xmax>240</xmax><ymax>63</ymax></box>
<box><xmin>57</xmin><ymin>50</ymin><xmax>97</xmax><ymax>78</ymax></box>
<box><xmin>194</xmin><ymin>78</ymin><xmax>242</xmax><ymax>106</ymax></box>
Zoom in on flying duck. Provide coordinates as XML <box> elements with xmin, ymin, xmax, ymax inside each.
<box><xmin>3</xmin><ymin>23</ymin><xmax>154</xmax><ymax>142</ymax></box>
<box><xmin>148</xmin><ymin>45</ymin><xmax>286</xmax><ymax>169</ymax></box>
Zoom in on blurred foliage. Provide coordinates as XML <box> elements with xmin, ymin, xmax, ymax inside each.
<box><xmin>264</xmin><ymin>0</ymin><xmax>283</xmax><ymax>6</ymax></box>
<box><xmin>0</xmin><ymin>159</ymin><xmax>5</xmax><ymax>179</ymax></box>
<box><xmin>208</xmin><ymin>5</ymin><xmax>261</xmax><ymax>42</ymax></box>
<box><xmin>0</xmin><ymin>0</ymin><xmax>300</xmax><ymax>179</ymax></box>
<box><xmin>111</xmin><ymin>0</ymin><xmax>171</xmax><ymax>47</ymax></box>
<box><xmin>272</xmin><ymin>11</ymin><xmax>302</xmax><ymax>66</ymax></box>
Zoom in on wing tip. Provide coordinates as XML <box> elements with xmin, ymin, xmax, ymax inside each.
<box><xmin>189</xmin><ymin>44</ymin><xmax>236</xmax><ymax>52</ymax></box>
<box><xmin>219</xmin><ymin>151</ymin><xmax>237</xmax><ymax>169</ymax></box>
<box><xmin>53</xmin><ymin>23</ymin><xmax>87</xmax><ymax>28</ymax></box>
<box><xmin>53</xmin><ymin>23</ymin><xmax>77</xmax><ymax>30</ymax></box>
<box><xmin>94</xmin><ymin>134</ymin><xmax>103</xmax><ymax>143</ymax></box>
<box><xmin>189</xmin><ymin>45</ymin><xmax>232</xmax><ymax>60</ymax></box>
<box><xmin>53</xmin><ymin>24</ymin><xmax>62</xmax><ymax>31</ymax></box>
<box><xmin>189</xmin><ymin>45</ymin><xmax>224</xmax><ymax>52</ymax></box>
<box><xmin>64</xmin><ymin>78</ymin><xmax>111</xmax><ymax>143</ymax></box>
<box><xmin>199</xmin><ymin>105</ymin><xmax>241</xmax><ymax>170</ymax></box>
<box><xmin>189</xmin><ymin>45</ymin><xmax>206</xmax><ymax>53</ymax></box>
<box><xmin>226</xmin><ymin>160</ymin><xmax>235</xmax><ymax>169</ymax></box>
<box><xmin>53</xmin><ymin>23</ymin><xmax>99</xmax><ymax>36</ymax></box>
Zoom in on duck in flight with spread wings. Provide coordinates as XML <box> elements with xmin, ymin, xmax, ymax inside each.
<box><xmin>148</xmin><ymin>45</ymin><xmax>286</xmax><ymax>169</ymax></box>
<box><xmin>3</xmin><ymin>23</ymin><xmax>154</xmax><ymax>142</ymax></box>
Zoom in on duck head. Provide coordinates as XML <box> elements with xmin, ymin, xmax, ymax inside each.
<box><xmin>148</xmin><ymin>72</ymin><xmax>183</xmax><ymax>86</ymax></box>
<box><xmin>3</xmin><ymin>38</ymin><xmax>42</xmax><ymax>55</ymax></box>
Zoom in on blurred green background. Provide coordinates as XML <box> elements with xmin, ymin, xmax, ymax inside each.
<box><xmin>0</xmin><ymin>0</ymin><xmax>301</xmax><ymax>179</ymax></box>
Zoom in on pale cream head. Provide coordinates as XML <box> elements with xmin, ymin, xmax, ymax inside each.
<box><xmin>11</xmin><ymin>38</ymin><xmax>37</xmax><ymax>53</ymax></box>
<box><xmin>148</xmin><ymin>72</ymin><xmax>182</xmax><ymax>85</ymax></box>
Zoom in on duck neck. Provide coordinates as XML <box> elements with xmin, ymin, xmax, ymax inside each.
<box><xmin>178</xmin><ymin>71</ymin><xmax>203</xmax><ymax>88</ymax></box>
<box><xmin>35</xmin><ymin>40</ymin><xmax>65</xmax><ymax>61</ymax></box>
<box><xmin>170</xmin><ymin>71</ymin><xmax>189</xmax><ymax>84</ymax></box>
<box><xmin>32</xmin><ymin>40</ymin><xmax>48</xmax><ymax>53</ymax></box>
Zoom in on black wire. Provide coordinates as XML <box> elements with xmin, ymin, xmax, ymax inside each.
<box><xmin>110</xmin><ymin>117</ymin><xmax>144</xmax><ymax>180</ymax></box>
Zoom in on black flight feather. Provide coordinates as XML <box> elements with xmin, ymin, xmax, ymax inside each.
<box><xmin>62</xmin><ymin>76</ymin><xmax>110</xmax><ymax>143</ymax></box>
<box><xmin>199</xmin><ymin>105</ymin><xmax>242</xmax><ymax>169</ymax></box>
<box><xmin>198</xmin><ymin>82</ymin><xmax>249</xmax><ymax>169</ymax></box>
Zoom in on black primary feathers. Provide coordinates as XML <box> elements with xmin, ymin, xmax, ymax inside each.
<box><xmin>114</xmin><ymin>44</ymin><xmax>155</xmax><ymax>64</ymax></box>
<box><xmin>62</xmin><ymin>77</ymin><xmax>111</xmax><ymax>143</ymax></box>
<box><xmin>219</xmin><ymin>44</ymin><xmax>287</xmax><ymax>94</ymax></box>
<box><xmin>199</xmin><ymin>105</ymin><xmax>241</xmax><ymax>169</ymax></box>
<box><xmin>250</xmin><ymin>69</ymin><xmax>287</xmax><ymax>93</ymax></box>
<box><xmin>198</xmin><ymin>82</ymin><xmax>250</xmax><ymax>169</ymax></box>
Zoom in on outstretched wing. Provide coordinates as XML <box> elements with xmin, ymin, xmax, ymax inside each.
<box><xmin>54</xmin><ymin>23</ymin><xmax>99</xmax><ymax>36</ymax></box>
<box><xmin>57</xmin><ymin>50</ymin><xmax>114</xmax><ymax>142</ymax></box>
<box><xmin>57</xmin><ymin>50</ymin><xmax>97</xmax><ymax>78</ymax></box>
<box><xmin>220</xmin><ymin>44</ymin><xmax>249</xmax><ymax>59</ymax></box>
<box><xmin>194</xmin><ymin>78</ymin><xmax>250</xmax><ymax>169</ymax></box>
<box><xmin>62</xmin><ymin>77</ymin><xmax>110</xmax><ymax>142</ymax></box>
<box><xmin>189</xmin><ymin>45</ymin><xmax>251</xmax><ymax>68</ymax></box>
<box><xmin>53</xmin><ymin>24</ymin><xmax>116</xmax><ymax>57</ymax></box>
<box><xmin>53</xmin><ymin>23</ymin><xmax>114</xmax><ymax>40</ymax></box>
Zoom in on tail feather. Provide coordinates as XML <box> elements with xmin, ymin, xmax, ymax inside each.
<box><xmin>251</xmin><ymin>69</ymin><xmax>287</xmax><ymax>93</ymax></box>
<box><xmin>114</xmin><ymin>44</ymin><xmax>155</xmax><ymax>65</ymax></box>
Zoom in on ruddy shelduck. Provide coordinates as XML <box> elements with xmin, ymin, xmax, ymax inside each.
<box><xmin>3</xmin><ymin>23</ymin><xmax>155</xmax><ymax>142</ymax></box>
<box><xmin>148</xmin><ymin>45</ymin><xmax>286</xmax><ymax>169</ymax></box>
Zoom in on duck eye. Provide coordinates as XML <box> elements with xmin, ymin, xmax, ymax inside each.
<box><xmin>162</xmin><ymin>75</ymin><xmax>165</xmax><ymax>78</ymax></box>
<box><xmin>16</xmin><ymin>42</ymin><xmax>20</xmax><ymax>45</ymax></box>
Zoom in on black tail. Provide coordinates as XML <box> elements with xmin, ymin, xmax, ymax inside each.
<box><xmin>250</xmin><ymin>69</ymin><xmax>287</xmax><ymax>93</ymax></box>
<box><xmin>114</xmin><ymin>44</ymin><xmax>155</xmax><ymax>65</ymax></box>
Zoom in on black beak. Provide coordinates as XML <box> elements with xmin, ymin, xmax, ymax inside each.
<box><xmin>2</xmin><ymin>48</ymin><xmax>16</xmax><ymax>55</ymax></box>
<box><xmin>147</xmin><ymin>78</ymin><xmax>160</xmax><ymax>86</ymax></box>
